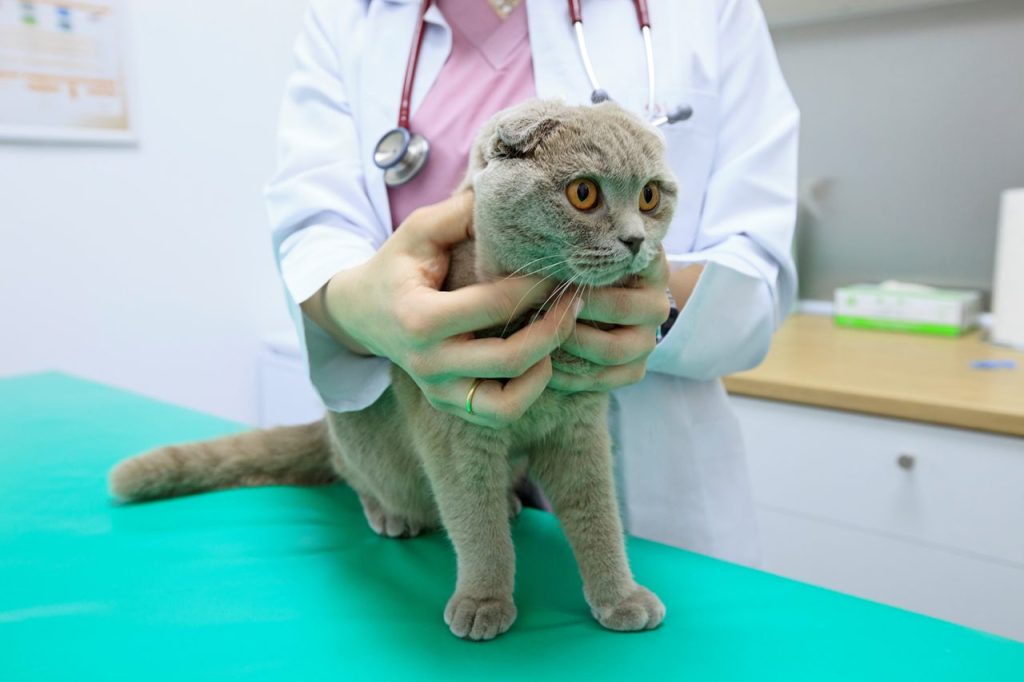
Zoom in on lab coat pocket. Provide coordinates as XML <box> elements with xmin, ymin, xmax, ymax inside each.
<box><xmin>660</xmin><ymin>90</ymin><xmax>719</xmax><ymax>256</ymax></box>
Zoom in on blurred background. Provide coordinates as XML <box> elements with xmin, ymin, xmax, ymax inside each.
<box><xmin>1</xmin><ymin>0</ymin><xmax>302</xmax><ymax>422</ymax></box>
<box><xmin>4</xmin><ymin>0</ymin><xmax>1022</xmax><ymax>422</ymax></box>
<box><xmin>1</xmin><ymin>0</ymin><xmax>1022</xmax><ymax>642</ymax></box>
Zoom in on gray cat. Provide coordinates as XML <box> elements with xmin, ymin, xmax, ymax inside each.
<box><xmin>110</xmin><ymin>99</ymin><xmax>677</xmax><ymax>641</ymax></box>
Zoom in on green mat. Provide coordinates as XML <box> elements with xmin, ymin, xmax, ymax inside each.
<box><xmin>1</xmin><ymin>372</ymin><xmax>1021</xmax><ymax>681</ymax></box>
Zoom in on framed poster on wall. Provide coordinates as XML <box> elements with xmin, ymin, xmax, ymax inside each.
<box><xmin>0</xmin><ymin>0</ymin><xmax>135</xmax><ymax>143</ymax></box>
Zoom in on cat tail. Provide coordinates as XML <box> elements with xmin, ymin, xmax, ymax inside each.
<box><xmin>108</xmin><ymin>420</ymin><xmax>337</xmax><ymax>502</ymax></box>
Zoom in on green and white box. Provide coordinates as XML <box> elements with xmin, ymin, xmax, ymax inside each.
<box><xmin>834</xmin><ymin>283</ymin><xmax>981</xmax><ymax>336</ymax></box>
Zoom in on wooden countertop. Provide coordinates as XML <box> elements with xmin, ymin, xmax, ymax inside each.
<box><xmin>723</xmin><ymin>315</ymin><xmax>1024</xmax><ymax>437</ymax></box>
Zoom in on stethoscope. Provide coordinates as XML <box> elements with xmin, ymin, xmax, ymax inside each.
<box><xmin>373</xmin><ymin>0</ymin><xmax>694</xmax><ymax>187</ymax></box>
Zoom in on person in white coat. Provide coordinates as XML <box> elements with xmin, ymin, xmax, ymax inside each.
<box><xmin>265</xmin><ymin>0</ymin><xmax>799</xmax><ymax>567</ymax></box>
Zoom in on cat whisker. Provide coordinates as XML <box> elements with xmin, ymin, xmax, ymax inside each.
<box><xmin>516</xmin><ymin>259</ymin><xmax>568</xmax><ymax>281</ymax></box>
<box><xmin>508</xmin><ymin>278</ymin><xmax>574</xmax><ymax>365</ymax></box>
<box><xmin>501</xmin><ymin>254</ymin><xmax>562</xmax><ymax>281</ymax></box>
<box><xmin>498</xmin><ymin>259</ymin><xmax>571</xmax><ymax>338</ymax></box>
<box><xmin>522</xmin><ymin>277</ymin><xmax>574</xmax><ymax>345</ymax></box>
<box><xmin>500</xmin><ymin>270</ymin><xmax>561</xmax><ymax>339</ymax></box>
<box><xmin>533</xmin><ymin>279</ymin><xmax>572</xmax><ymax>327</ymax></box>
<box><xmin>554</xmin><ymin>274</ymin><xmax>585</xmax><ymax>339</ymax></box>
<box><xmin>570</xmin><ymin>284</ymin><xmax>591</xmax><ymax>346</ymax></box>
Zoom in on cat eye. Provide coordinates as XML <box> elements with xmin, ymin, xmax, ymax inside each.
<box><xmin>639</xmin><ymin>182</ymin><xmax>660</xmax><ymax>212</ymax></box>
<box><xmin>566</xmin><ymin>179</ymin><xmax>600</xmax><ymax>211</ymax></box>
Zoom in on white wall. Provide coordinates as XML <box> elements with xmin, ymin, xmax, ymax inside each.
<box><xmin>770</xmin><ymin>0</ymin><xmax>1024</xmax><ymax>298</ymax></box>
<box><xmin>762</xmin><ymin>0</ymin><xmax>985</xmax><ymax>27</ymax></box>
<box><xmin>0</xmin><ymin>1</ymin><xmax>308</xmax><ymax>424</ymax></box>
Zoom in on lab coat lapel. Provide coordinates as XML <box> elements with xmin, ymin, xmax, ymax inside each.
<box><xmin>359</xmin><ymin>0</ymin><xmax>452</xmax><ymax>234</ymax></box>
<box><xmin>525</xmin><ymin>0</ymin><xmax>588</xmax><ymax>105</ymax></box>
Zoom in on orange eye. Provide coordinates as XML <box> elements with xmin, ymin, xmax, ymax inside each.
<box><xmin>639</xmin><ymin>182</ymin><xmax>660</xmax><ymax>212</ymax></box>
<box><xmin>566</xmin><ymin>179</ymin><xmax>599</xmax><ymax>211</ymax></box>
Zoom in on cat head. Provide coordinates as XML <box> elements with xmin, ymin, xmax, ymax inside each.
<box><xmin>471</xmin><ymin>99</ymin><xmax>677</xmax><ymax>287</ymax></box>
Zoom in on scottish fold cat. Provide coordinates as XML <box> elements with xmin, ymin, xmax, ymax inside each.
<box><xmin>110</xmin><ymin>99</ymin><xmax>677</xmax><ymax>641</ymax></box>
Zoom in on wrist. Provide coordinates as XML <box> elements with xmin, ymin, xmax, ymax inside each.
<box><xmin>304</xmin><ymin>267</ymin><xmax>374</xmax><ymax>356</ymax></box>
<box><xmin>667</xmin><ymin>263</ymin><xmax>704</xmax><ymax>310</ymax></box>
<box><xmin>657</xmin><ymin>288</ymin><xmax>679</xmax><ymax>344</ymax></box>
<box><xmin>658</xmin><ymin>264</ymin><xmax>704</xmax><ymax>343</ymax></box>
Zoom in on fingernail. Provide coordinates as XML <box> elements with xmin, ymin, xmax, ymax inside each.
<box><xmin>574</xmin><ymin>299</ymin><xmax>584</xmax><ymax>319</ymax></box>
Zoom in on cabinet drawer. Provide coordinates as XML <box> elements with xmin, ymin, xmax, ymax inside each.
<box><xmin>256</xmin><ymin>349</ymin><xmax>324</xmax><ymax>428</ymax></box>
<box><xmin>757</xmin><ymin>507</ymin><xmax>1024</xmax><ymax>641</ymax></box>
<box><xmin>733</xmin><ymin>397</ymin><xmax>1024</xmax><ymax>565</ymax></box>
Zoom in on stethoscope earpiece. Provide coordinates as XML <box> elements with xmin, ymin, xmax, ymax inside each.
<box><xmin>651</xmin><ymin>105</ymin><xmax>694</xmax><ymax>127</ymax></box>
<box><xmin>668</xmin><ymin>106</ymin><xmax>694</xmax><ymax>123</ymax></box>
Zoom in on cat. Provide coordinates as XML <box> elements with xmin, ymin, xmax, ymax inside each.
<box><xmin>109</xmin><ymin>99</ymin><xmax>678</xmax><ymax>641</ymax></box>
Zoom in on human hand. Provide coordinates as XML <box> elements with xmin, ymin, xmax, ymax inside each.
<box><xmin>322</xmin><ymin>192</ymin><xmax>579</xmax><ymax>428</ymax></box>
<box><xmin>548</xmin><ymin>249</ymin><xmax>671</xmax><ymax>393</ymax></box>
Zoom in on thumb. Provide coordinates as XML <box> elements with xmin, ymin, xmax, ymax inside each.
<box><xmin>401</xmin><ymin>191</ymin><xmax>475</xmax><ymax>255</ymax></box>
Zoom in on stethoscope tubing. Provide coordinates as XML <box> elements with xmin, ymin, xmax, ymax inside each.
<box><xmin>398</xmin><ymin>0</ymin><xmax>433</xmax><ymax>131</ymax></box>
<box><xmin>374</xmin><ymin>0</ymin><xmax>688</xmax><ymax>186</ymax></box>
<box><xmin>570</xmin><ymin>0</ymin><xmax>655</xmax><ymax>110</ymax></box>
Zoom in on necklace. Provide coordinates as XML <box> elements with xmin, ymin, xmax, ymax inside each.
<box><xmin>486</xmin><ymin>0</ymin><xmax>522</xmax><ymax>20</ymax></box>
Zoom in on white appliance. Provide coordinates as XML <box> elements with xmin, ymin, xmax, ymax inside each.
<box><xmin>991</xmin><ymin>189</ymin><xmax>1024</xmax><ymax>349</ymax></box>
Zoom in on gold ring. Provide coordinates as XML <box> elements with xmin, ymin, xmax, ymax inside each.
<box><xmin>465</xmin><ymin>378</ymin><xmax>484</xmax><ymax>415</ymax></box>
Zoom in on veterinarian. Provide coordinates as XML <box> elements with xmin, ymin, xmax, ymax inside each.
<box><xmin>265</xmin><ymin>0</ymin><xmax>798</xmax><ymax>567</ymax></box>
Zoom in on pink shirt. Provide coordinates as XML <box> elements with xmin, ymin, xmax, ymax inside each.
<box><xmin>387</xmin><ymin>0</ymin><xmax>536</xmax><ymax>229</ymax></box>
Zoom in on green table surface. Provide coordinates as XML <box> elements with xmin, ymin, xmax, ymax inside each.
<box><xmin>1</xmin><ymin>372</ymin><xmax>1022</xmax><ymax>681</ymax></box>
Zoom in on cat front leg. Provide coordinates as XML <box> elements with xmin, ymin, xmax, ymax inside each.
<box><xmin>418</xmin><ymin>428</ymin><xmax>517</xmax><ymax>641</ymax></box>
<box><xmin>530</xmin><ymin>411</ymin><xmax>665</xmax><ymax>632</ymax></box>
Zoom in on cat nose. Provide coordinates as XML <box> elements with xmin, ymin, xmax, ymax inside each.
<box><xmin>619</xmin><ymin>236</ymin><xmax>644</xmax><ymax>255</ymax></box>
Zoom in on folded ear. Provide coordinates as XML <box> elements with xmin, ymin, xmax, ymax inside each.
<box><xmin>488</xmin><ymin>100</ymin><xmax>565</xmax><ymax>160</ymax></box>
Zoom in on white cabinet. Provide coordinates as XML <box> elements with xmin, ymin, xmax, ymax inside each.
<box><xmin>733</xmin><ymin>395</ymin><xmax>1024</xmax><ymax>641</ymax></box>
<box><xmin>256</xmin><ymin>332</ymin><xmax>324</xmax><ymax>428</ymax></box>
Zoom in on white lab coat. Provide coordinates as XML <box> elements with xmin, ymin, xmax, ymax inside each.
<box><xmin>264</xmin><ymin>0</ymin><xmax>799</xmax><ymax>567</ymax></box>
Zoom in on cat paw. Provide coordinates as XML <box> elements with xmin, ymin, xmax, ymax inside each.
<box><xmin>591</xmin><ymin>584</ymin><xmax>665</xmax><ymax>632</ymax></box>
<box><xmin>444</xmin><ymin>592</ymin><xmax>517</xmax><ymax>641</ymax></box>
<box><xmin>507</xmin><ymin>491</ymin><xmax>523</xmax><ymax>519</ymax></box>
<box><xmin>359</xmin><ymin>494</ymin><xmax>422</xmax><ymax>539</ymax></box>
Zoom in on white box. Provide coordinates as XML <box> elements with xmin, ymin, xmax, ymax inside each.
<box><xmin>834</xmin><ymin>283</ymin><xmax>981</xmax><ymax>336</ymax></box>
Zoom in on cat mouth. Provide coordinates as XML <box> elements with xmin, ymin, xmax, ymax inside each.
<box><xmin>506</xmin><ymin>250</ymin><xmax>648</xmax><ymax>288</ymax></box>
<box><xmin>566</xmin><ymin>253</ymin><xmax>647</xmax><ymax>287</ymax></box>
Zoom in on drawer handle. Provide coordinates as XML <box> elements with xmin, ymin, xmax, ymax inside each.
<box><xmin>897</xmin><ymin>453</ymin><xmax>916</xmax><ymax>471</ymax></box>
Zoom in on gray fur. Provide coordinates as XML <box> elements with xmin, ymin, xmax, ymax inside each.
<box><xmin>109</xmin><ymin>100</ymin><xmax>676</xmax><ymax>641</ymax></box>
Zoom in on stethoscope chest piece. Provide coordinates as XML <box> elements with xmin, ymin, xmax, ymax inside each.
<box><xmin>374</xmin><ymin>127</ymin><xmax>430</xmax><ymax>187</ymax></box>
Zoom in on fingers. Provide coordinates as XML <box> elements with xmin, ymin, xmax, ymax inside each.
<box><xmin>575</xmin><ymin>248</ymin><xmax>669</xmax><ymax>327</ymax></box>
<box><xmin>472</xmin><ymin>357</ymin><xmax>553</xmax><ymax>425</ymax></box>
<box><xmin>548</xmin><ymin>359</ymin><xmax>648</xmax><ymax>394</ymax></box>
<box><xmin>559</xmin><ymin>324</ymin><xmax>657</xmax><ymax>367</ymax></box>
<box><xmin>637</xmin><ymin>246</ymin><xmax>670</xmax><ymax>287</ymax></box>
<box><xmin>405</xmin><ymin>289</ymin><xmax>580</xmax><ymax>427</ymax></box>
<box><xmin>422</xmin><ymin>358</ymin><xmax>553</xmax><ymax>429</ymax></box>
<box><xmin>398</xmin><ymin>191</ymin><xmax>475</xmax><ymax>255</ymax></box>
<box><xmin>419</xmin><ymin>276</ymin><xmax>568</xmax><ymax>339</ymax></box>
<box><xmin>577</xmin><ymin>286</ymin><xmax>670</xmax><ymax>326</ymax></box>
<box><xmin>425</xmin><ymin>291</ymin><xmax>580</xmax><ymax>379</ymax></box>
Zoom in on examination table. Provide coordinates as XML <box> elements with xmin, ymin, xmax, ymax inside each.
<box><xmin>2</xmin><ymin>373</ymin><xmax>1022</xmax><ymax>681</ymax></box>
